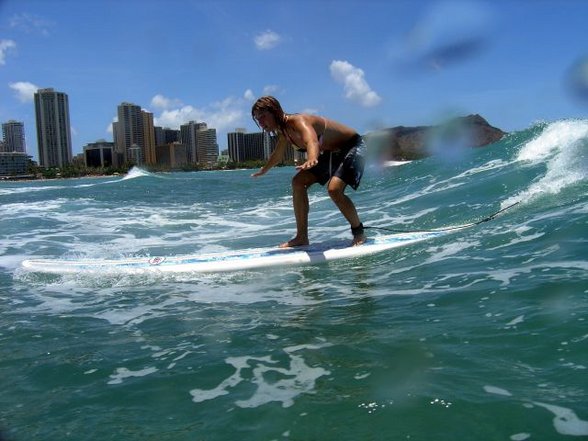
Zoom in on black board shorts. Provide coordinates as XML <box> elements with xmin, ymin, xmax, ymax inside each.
<box><xmin>309</xmin><ymin>134</ymin><xmax>366</xmax><ymax>190</ymax></box>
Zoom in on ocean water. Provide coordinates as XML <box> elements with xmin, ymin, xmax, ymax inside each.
<box><xmin>1</xmin><ymin>119</ymin><xmax>587</xmax><ymax>441</ymax></box>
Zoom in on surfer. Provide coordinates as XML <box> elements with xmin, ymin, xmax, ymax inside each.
<box><xmin>251</xmin><ymin>96</ymin><xmax>366</xmax><ymax>248</ymax></box>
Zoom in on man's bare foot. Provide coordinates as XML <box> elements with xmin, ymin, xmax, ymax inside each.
<box><xmin>279</xmin><ymin>236</ymin><xmax>309</xmax><ymax>248</ymax></box>
<box><xmin>351</xmin><ymin>233</ymin><xmax>366</xmax><ymax>246</ymax></box>
<box><xmin>351</xmin><ymin>223</ymin><xmax>366</xmax><ymax>246</ymax></box>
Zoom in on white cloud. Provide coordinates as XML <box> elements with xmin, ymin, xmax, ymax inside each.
<box><xmin>152</xmin><ymin>96</ymin><xmax>245</xmax><ymax>133</ymax></box>
<box><xmin>0</xmin><ymin>40</ymin><xmax>16</xmax><ymax>65</ymax></box>
<box><xmin>150</xmin><ymin>94</ymin><xmax>183</xmax><ymax>110</ymax></box>
<box><xmin>254</xmin><ymin>30</ymin><xmax>282</xmax><ymax>50</ymax></box>
<box><xmin>244</xmin><ymin>89</ymin><xmax>255</xmax><ymax>101</ymax></box>
<box><xmin>243</xmin><ymin>85</ymin><xmax>281</xmax><ymax>102</ymax></box>
<box><xmin>9</xmin><ymin>81</ymin><xmax>39</xmax><ymax>103</ymax></box>
<box><xmin>208</xmin><ymin>97</ymin><xmax>246</xmax><ymax>131</ymax></box>
<box><xmin>329</xmin><ymin>60</ymin><xmax>382</xmax><ymax>107</ymax></box>
<box><xmin>155</xmin><ymin>105</ymin><xmax>204</xmax><ymax>128</ymax></box>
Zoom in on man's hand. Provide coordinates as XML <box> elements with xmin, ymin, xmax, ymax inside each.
<box><xmin>251</xmin><ymin>167</ymin><xmax>267</xmax><ymax>177</ymax></box>
<box><xmin>295</xmin><ymin>158</ymin><xmax>318</xmax><ymax>170</ymax></box>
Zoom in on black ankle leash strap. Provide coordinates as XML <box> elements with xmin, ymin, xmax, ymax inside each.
<box><xmin>351</xmin><ymin>223</ymin><xmax>365</xmax><ymax>237</ymax></box>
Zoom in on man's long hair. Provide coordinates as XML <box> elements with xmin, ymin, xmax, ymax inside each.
<box><xmin>251</xmin><ymin>96</ymin><xmax>287</xmax><ymax>135</ymax></box>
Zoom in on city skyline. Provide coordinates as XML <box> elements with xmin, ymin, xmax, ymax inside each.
<box><xmin>1</xmin><ymin>91</ymin><xmax>272</xmax><ymax>168</ymax></box>
<box><xmin>0</xmin><ymin>92</ymin><xmax>254</xmax><ymax>155</ymax></box>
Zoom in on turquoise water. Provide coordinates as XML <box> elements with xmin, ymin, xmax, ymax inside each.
<box><xmin>1</xmin><ymin>119</ymin><xmax>587</xmax><ymax>440</ymax></box>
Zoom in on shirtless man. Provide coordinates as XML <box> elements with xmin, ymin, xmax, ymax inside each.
<box><xmin>251</xmin><ymin>96</ymin><xmax>367</xmax><ymax>248</ymax></box>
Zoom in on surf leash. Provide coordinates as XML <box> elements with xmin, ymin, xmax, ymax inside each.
<box><xmin>364</xmin><ymin>201</ymin><xmax>521</xmax><ymax>234</ymax></box>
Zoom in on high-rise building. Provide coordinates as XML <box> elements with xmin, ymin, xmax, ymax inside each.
<box><xmin>113</xmin><ymin>102</ymin><xmax>156</xmax><ymax>165</ymax></box>
<box><xmin>142</xmin><ymin>111</ymin><xmax>156</xmax><ymax>165</ymax></box>
<box><xmin>227</xmin><ymin>130</ymin><xmax>282</xmax><ymax>163</ymax></box>
<box><xmin>2</xmin><ymin>120</ymin><xmax>26</xmax><ymax>153</ymax></box>
<box><xmin>180</xmin><ymin>121</ymin><xmax>218</xmax><ymax>166</ymax></box>
<box><xmin>34</xmin><ymin>88</ymin><xmax>72</xmax><ymax>167</ymax></box>
<box><xmin>197</xmin><ymin>126</ymin><xmax>219</xmax><ymax>167</ymax></box>
<box><xmin>227</xmin><ymin>128</ymin><xmax>246</xmax><ymax>162</ymax></box>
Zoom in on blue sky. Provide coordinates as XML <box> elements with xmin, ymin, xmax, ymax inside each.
<box><xmin>0</xmin><ymin>0</ymin><xmax>587</xmax><ymax>161</ymax></box>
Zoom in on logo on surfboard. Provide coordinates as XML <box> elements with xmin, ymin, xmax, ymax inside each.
<box><xmin>148</xmin><ymin>256</ymin><xmax>166</xmax><ymax>265</ymax></box>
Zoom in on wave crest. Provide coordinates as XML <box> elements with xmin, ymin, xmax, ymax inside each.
<box><xmin>502</xmin><ymin>119</ymin><xmax>588</xmax><ymax>208</ymax></box>
<box><xmin>122</xmin><ymin>166</ymin><xmax>153</xmax><ymax>180</ymax></box>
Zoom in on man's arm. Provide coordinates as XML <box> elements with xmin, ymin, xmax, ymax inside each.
<box><xmin>251</xmin><ymin>134</ymin><xmax>287</xmax><ymax>177</ymax></box>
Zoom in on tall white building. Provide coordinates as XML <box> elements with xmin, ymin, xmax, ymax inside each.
<box><xmin>34</xmin><ymin>88</ymin><xmax>72</xmax><ymax>167</ymax></box>
<box><xmin>2</xmin><ymin>120</ymin><xmax>26</xmax><ymax>153</ymax></box>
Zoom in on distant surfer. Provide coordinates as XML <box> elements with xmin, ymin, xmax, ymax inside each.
<box><xmin>251</xmin><ymin>96</ymin><xmax>366</xmax><ymax>248</ymax></box>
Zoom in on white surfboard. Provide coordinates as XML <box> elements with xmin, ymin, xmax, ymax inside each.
<box><xmin>21</xmin><ymin>229</ymin><xmax>463</xmax><ymax>275</ymax></box>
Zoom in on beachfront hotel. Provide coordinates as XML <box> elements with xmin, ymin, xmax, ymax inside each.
<box><xmin>34</xmin><ymin>88</ymin><xmax>72</xmax><ymax>168</ymax></box>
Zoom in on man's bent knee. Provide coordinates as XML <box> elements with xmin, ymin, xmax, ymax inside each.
<box><xmin>292</xmin><ymin>171</ymin><xmax>316</xmax><ymax>189</ymax></box>
<box><xmin>328</xmin><ymin>186</ymin><xmax>347</xmax><ymax>203</ymax></box>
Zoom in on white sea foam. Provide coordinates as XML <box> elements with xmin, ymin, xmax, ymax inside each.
<box><xmin>0</xmin><ymin>198</ymin><xmax>68</xmax><ymax>216</ymax></box>
<box><xmin>516</xmin><ymin>120</ymin><xmax>588</xmax><ymax>162</ymax></box>
<box><xmin>505</xmin><ymin>315</ymin><xmax>525</xmax><ymax>328</ymax></box>
<box><xmin>0</xmin><ymin>175</ymin><xmax>123</xmax><ymax>196</ymax></box>
<box><xmin>0</xmin><ymin>184</ymin><xmax>66</xmax><ymax>196</ymax></box>
<box><xmin>486</xmin><ymin>260</ymin><xmax>588</xmax><ymax>287</ymax></box>
<box><xmin>503</xmin><ymin>119</ymin><xmax>588</xmax><ymax>208</ymax></box>
<box><xmin>424</xmin><ymin>239</ymin><xmax>480</xmax><ymax>264</ymax></box>
<box><xmin>190</xmin><ymin>342</ymin><xmax>331</xmax><ymax>408</ymax></box>
<box><xmin>483</xmin><ymin>385</ymin><xmax>512</xmax><ymax>396</ymax></box>
<box><xmin>510</xmin><ymin>433</ymin><xmax>531</xmax><ymax>441</ymax></box>
<box><xmin>533</xmin><ymin>402</ymin><xmax>588</xmax><ymax>436</ymax></box>
<box><xmin>485</xmin><ymin>227</ymin><xmax>545</xmax><ymax>252</ymax></box>
<box><xmin>121</xmin><ymin>166</ymin><xmax>153</xmax><ymax>180</ymax></box>
<box><xmin>483</xmin><ymin>384</ymin><xmax>588</xmax><ymax>436</ymax></box>
<box><xmin>454</xmin><ymin>158</ymin><xmax>509</xmax><ymax>178</ymax></box>
<box><xmin>107</xmin><ymin>366</ymin><xmax>158</xmax><ymax>384</ymax></box>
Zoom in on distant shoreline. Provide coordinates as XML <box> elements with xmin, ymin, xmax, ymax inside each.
<box><xmin>0</xmin><ymin>166</ymin><xmax>268</xmax><ymax>182</ymax></box>
<box><xmin>0</xmin><ymin>173</ymin><xmax>119</xmax><ymax>183</ymax></box>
